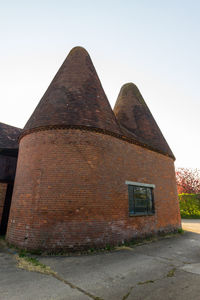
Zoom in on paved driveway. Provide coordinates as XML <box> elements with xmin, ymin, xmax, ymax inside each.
<box><xmin>182</xmin><ymin>218</ymin><xmax>200</xmax><ymax>233</ymax></box>
<box><xmin>1</xmin><ymin>221</ymin><xmax>200</xmax><ymax>300</ymax></box>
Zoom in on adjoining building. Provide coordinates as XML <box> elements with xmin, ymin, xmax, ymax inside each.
<box><xmin>0</xmin><ymin>123</ymin><xmax>22</xmax><ymax>235</ymax></box>
<box><xmin>0</xmin><ymin>47</ymin><xmax>180</xmax><ymax>251</ymax></box>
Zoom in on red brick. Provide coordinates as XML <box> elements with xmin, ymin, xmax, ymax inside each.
<box><xmin>6</xmin><ymin>129</ymin><xmax>181</xmax><ymax>251</ymax></box>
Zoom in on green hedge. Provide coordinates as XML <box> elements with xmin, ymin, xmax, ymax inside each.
<box><xmin>179</xmin><ymin>193</ymin><xmax>200</xmax><ymax>218</ymax></box>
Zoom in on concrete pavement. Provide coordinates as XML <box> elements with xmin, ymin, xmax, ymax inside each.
<box><xmin>1</xmin><ymin>221</ymin><xmax>200</xmax><ymax>299</ymax></box>
<box><xmin>181</xmin><ymin>218</ymin><xmax>200</xmax><ymax>233</ymax></box>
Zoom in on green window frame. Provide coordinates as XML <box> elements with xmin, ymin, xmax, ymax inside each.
<box><xmin>126</xmin><ymin>181</ymin><xmax>155</xmax><ymax>216</ymax></box>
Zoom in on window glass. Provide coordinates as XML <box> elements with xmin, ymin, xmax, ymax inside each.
<box><xmin>134</xmin><ymin>187</ymin><xmax>146</xmax><ymax>199</ymax></box>
<box><xmin>128</xmin><ymin>184</ymin><xmax>155</xmax><ymax>215</ymax></box>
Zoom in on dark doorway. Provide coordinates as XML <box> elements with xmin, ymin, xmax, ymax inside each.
<box><xmin>0</xmin><ymin>183</ymin><xmax>14</xmax><ymax>235</ymax></box>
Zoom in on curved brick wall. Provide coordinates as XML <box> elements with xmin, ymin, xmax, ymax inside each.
<box><xmin>6</xmin><ymin>129</ymin><xmax>181</xmax><ymax>251</ymax></box>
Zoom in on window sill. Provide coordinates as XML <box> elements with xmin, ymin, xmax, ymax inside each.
<box><xmin>129</xmin><ymin>212</ymin><xmax>155</xmax><ymax>217</ymax></box>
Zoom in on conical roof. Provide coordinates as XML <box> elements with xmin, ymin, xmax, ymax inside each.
<box><xmin>24</xmin><ymin>47</ymin><xmax>122</xmax><ymax>135</ymax></box>
<box><xmin>0</xmin><ymin>122</ymin><xmax>22</xmax><ymax>155</ymax></box>
<box><xmin>114</xmin><ymin>83</ymin><xmax>175</xmax><ymax>158</ymax></box>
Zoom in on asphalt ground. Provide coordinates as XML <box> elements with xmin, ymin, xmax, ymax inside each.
<box><xmin>0</xmin><ymin>219</ymin><xmax>200</xmax><ymax>300</ymax></box>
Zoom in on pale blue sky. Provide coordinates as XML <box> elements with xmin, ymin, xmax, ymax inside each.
<box><xmin>0</xmin><ymin>0</ymin><xmax>200</xmax><ymax>169</ymax></box>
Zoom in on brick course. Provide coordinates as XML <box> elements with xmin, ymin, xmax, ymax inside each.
<box><xmin>6</xmin><ymin>129</ymin><xmax>181</xmax><ymax>251</ymax></box>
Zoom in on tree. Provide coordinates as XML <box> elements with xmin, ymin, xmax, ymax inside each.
<box><xmin>176</xmin><ymin>168</ymin><xmax>200</xmax><ymax>194</ymax></box>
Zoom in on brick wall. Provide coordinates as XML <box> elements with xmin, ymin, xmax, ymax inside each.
<box><xmin>0</xmin><ymin>183</ymin><xmax>7</xmax><ymax>227</ymax></box>
<box><xmin>6</xmin><ymin>129</ymin><xmax>181</xmax><ymax>251</ymax></box>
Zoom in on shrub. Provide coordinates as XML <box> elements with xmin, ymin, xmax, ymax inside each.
<box><xmin>179</xmin><ymin>193</ymin><xmax>200</xmax><ymax>218</ymax></box>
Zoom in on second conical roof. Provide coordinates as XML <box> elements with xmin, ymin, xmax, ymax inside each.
<box><xmin>24</xmin><ymin>47</ymin><xmax>122</xmax><ymax>135</ymax></box>
<box><xmin>114</xmin><ymin>83</ymin><xmax>175</xmax><ymax>158</ymax></box>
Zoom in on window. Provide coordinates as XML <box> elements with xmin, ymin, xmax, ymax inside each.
<box><xmin>126</xmin><ymin>181</ymin><xmax>155</xmax><ymax>216</ymax></box>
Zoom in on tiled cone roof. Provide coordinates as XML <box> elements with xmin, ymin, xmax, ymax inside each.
<box><xmin>113</xmin><ymin>83</ymin><xmax>175</xmax><ymax>159</ymax></box>
<box><xmin>0</xmin><ymin>122</ymin><xmax>22</xmax><ymax>151</ymax></box>
<box><xmin>24</xmin><ymin>47</ymin><xmax>122</xmax><ymax>135</ymax></box>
